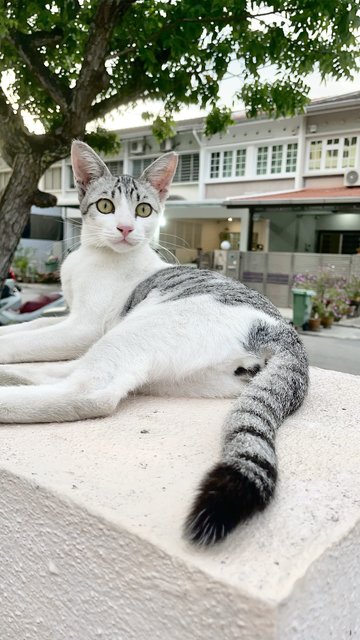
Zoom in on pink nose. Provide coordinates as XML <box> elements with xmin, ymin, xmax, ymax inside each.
<box><xmin>117</xmin><ymin>225</ymin><xmax>134</xmax><ymax>238</ymax></box>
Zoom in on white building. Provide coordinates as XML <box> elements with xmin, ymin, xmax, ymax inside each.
<box><xmin>1</xmin><ymin>91</ymin><xmax>360</xmax><ymax>270</ymax></box>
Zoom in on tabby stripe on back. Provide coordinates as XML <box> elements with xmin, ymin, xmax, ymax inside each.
<box><xmin>121</xmin><ymin>266</ymin><xmax>282</xmax><ymax>318</ymax></box>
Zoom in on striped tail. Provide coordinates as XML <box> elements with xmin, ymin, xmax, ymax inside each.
<box><xmin>184</xmin><ymin>319</ymin><xmax>309</xmax><ymax>546</ymax></box>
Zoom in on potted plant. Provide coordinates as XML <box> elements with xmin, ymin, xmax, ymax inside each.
<box><xmin>308</xmin><ymin>297</ymin><xmax>323</xmax><ymax>331</ymax></box>
<box><xmin>45</xmin><ymin>254</ymin><xmax>59</xmax><ymax>273</ymax></box>
<box><xmin>345</xmin><ymin>277</ymin><xmax>360</xmax><ymax>317</ymax></box>
<box><xmin>293</xmin><ymin>270</ymin><xmax>353</xmax><ymax>328</ymax></box>
<box><xmin>12</xmin><ymin>247</ymin><xmax>34</xmax><ymax>282</ymax></box>
<box><xmin>320</xmin><ymin>306</ymin><xmax>334</xmax><ymax>328</ymax></box>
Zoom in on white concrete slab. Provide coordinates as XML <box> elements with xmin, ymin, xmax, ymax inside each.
<box><xmin>0</xmin><ymin>367</ymin><xmax>359</xmax><ymax>640</ymax></box>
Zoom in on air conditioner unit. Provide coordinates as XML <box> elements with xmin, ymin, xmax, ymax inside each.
<box><xmin>160</xmin><ymin>138</ymin><xmax>175</xmax><ymax>152</ymax></box>
<box><xmin>344</xmin><ymin>168</ymin><xmax>360</xmax><ymax>187</ymax></box>
<box><xmin>130</xmin><ymin>140</ymin><xmax>144</xmax><ymax>155</ymax></box>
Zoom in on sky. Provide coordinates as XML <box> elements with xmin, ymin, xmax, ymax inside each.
<box><xmin>7</xmin><ymin>64</ymin><xmax>359</xmax><ymax>135</ymax></box>
<box><xmin>102</xmin><ymin>68</ymin><xmax>360</xmax><ymax>131</ymax></box>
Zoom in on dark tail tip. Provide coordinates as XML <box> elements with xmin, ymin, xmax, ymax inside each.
<box><xmin>183</xmin><ymin>462</ymin><xmax>274</xmax><ymax>546</ymax></box>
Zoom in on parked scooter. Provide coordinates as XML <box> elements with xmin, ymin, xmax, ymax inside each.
<box><xmin>0</xmin><ymin>279</ymin><xmax>66</xmax><ymax>325</ymax></box>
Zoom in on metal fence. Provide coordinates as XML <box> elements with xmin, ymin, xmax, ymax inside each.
<box><xmin>239</xmin><ymin>252</ymin><xmax>360</xmax><ymax>308</ymax></box>
<box><xmin>199</xmin><ymin>251</ymin><xmax>360</xmax><ymax>308</ymax></box>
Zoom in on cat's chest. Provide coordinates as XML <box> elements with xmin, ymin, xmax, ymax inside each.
<box><xmin>61</xmin><ymin>247</ymin><xmax>161</xmax><ymax>324</ymax></box>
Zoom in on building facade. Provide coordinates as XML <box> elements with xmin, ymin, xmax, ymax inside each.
<box><xmin>1</xmin><ymin>91</ymin><xmax>360</xmax><ymax>269</ymax></box>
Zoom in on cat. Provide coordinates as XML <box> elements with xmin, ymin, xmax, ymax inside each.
<box><xmin>0</xmin><ymin>140</ymin><xmax>309</xmax><ymax>545</ymax></box>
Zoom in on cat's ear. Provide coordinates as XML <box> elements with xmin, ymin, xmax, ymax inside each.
<box><xmin>140</xmin><ymin>152</ymin><xmax>178</xmax><ymax>203</ymax></box>
<box><xmin>71</xmin><ymin>140</ymin><xmax>111</xmax><ymax>200</ymax></box>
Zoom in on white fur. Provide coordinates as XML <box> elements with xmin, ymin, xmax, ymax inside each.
<box><xmin>0</xmin><ymin>142</ymin><xmax>278</xmax><ymax>424</ymax></box>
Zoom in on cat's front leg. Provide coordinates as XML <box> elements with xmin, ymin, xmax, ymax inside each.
<box><xmin>0</xmin><ymin>316</ymin><xmax>64</xmax><ymax>336</ymax></box>
<box><xmin>0</xmin><ymin>316</ymin><xmax>100</xmax><ymax>363</ymax></box>
<box><xmin>0</xmin><ymin>360</ymin><xmax>78</xmax><ymax>385</ymax></box>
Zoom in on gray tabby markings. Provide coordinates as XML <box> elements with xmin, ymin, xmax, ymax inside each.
<box><xmin>222</xmin><ymin>319</ymin><xmax>309</xmax><ymax>500</ymax></box>
<box><xmin>121</xmin><ymin>266</ymin><xmax>283</xmax><ymax>318</ymax></box>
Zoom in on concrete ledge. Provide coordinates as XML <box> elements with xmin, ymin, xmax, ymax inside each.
<box><xmin>0</xmin><ymin>367</ymin><xmax>359</xmax><ymax>639</ymax></box>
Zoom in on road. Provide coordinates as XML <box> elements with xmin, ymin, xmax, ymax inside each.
<box><xmin>301</xmin><ymin>333</ymin><xmax>360</xmax><ymax>376</ymax></box>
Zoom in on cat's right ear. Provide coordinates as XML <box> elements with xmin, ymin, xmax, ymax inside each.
<box><xmin>71</xmin><ymin>140</ymin><xmax>111</xmax><ymax>201</ymax></box>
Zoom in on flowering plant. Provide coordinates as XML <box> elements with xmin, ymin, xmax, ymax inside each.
<box><xmin>345</xmin><ymin>277</ymin><xmax>360</xmax><ymax>303</ymax></box>
<box><xmin>293</xmin><ymin>270</ymin><xmax>351</xmax><ymax>321</ymax></box>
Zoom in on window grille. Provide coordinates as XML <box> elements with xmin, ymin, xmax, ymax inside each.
<box><xmin>256</xmin><ymin>147</ymin><xmax>268</xmax><ymax>175</ymax></box>
<box><xmin>235</xmin><ymin>149</ymin><xmax>246</xmax><ymax>176</ymax></box>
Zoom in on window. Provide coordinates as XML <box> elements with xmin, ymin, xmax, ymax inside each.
<box><xmin>286</xmin><ymin>143</ymin><xmax>298</xmax><ymax>172</ymax></box>
<box><xmin>222</xmin><ymin>151</ymin><xmax>233</xmax><ymax>177</ymax></box>
<box><xmin>0</xmin><ymin>171</ymin><xmax>11</xmax><ymax>190</ymax></box>
<box><xmin>106</xmin><ymin>160</ymin><xmax>124</xmax><ymax>176</ymax></box>
<box><xmin>342</xmin><ymin>137</ymin><xmax>357</xmax><ymax>168</ymax></box>
<box><xmin>308</xmin><ymin>140</ymin><xmax>323</xmax><ymax>170</ymax></box>
<box><xmin>271</xmin><ymin>145</ymin><xmax>283</xmax><ymax>174</ymax></box>
<box><xmin>173</xmin><ymin>153</ymin><xmax>199</xmax><ymax>182</ymax></box>
<box><xmin>210</xmin><ymin>152</ymin><xmax>220</xmax><ymax>178</ymax></box>
<box><xmin>132</xmin><ymin>157</ymin><xmax>157</xmax><ymax>178</ymax></box>
<box><xmin>235</xmin><ymin>149</ymin><xmax>246</xmax><ymax>176</ymax></box>
<box><xmin>68</xmin><ymin>166</ymin><xmax>75</xmax><ymax>189</ymax></box>
<box><xmin>43</xmin><ymin>167</ymin><xmax>62</xmax><ymax>190</ymax></box>
<box><xmin>22</xmin><ymin>215</ymin><xmax>63</xmax><ymax>241</ymax></box>
<box><xmin>325</xmin><ymin>138</ymin><xmax>340</xmax><ymax>169</ymax></box>
<box><xmin>160</xmin><ymin>220</ymin><xmax>202</xmax><ymax>250</ymax></box>
<box><xmin>308</xmin><ymin>136</ymin><xmax>358</xmax><ymax>171</ymax></box>
<box><xmin>256</xmin><ymin>147</ymin><xmax>268</xmax><ymax>175</ymax></box>
<box><xmin>210</xmin><ymin>143</ymin><xmax>296</xmax><ymax>179</ymax></box>
<box><xmin>209</xmin><ymin>149</ymin><xmax>247</xmax><ymax>179</ymax></box>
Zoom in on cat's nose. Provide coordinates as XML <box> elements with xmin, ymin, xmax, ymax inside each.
<box><xmin>117</xmin><ymin>225</ymin><xmax>134</xmax><ymax>238</ymax></box>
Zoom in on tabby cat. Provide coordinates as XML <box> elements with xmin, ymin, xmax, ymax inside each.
<box><xmin>0</xmin><ymin>141</ymin><xmax>308</xmax><ymax>545</ymax></box>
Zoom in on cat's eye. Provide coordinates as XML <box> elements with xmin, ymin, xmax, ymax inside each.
<box><xmin>135</xmin><ymin>203</ymin><xmax>152</xmax><ymax>218</ymax></box>
<box><xmin>96</xmin><ymin>198</ymin><xmax>115</xmax><ymax>214</ymax></box>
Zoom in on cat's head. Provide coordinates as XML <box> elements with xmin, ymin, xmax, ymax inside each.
<box><xmin>71</xmin><ymin>140</ymin><xmax>178</xmax><ymax>253</ymax></box>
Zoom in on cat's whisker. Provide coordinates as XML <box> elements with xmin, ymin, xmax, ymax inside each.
<box><xmin>158</xmin><ymin>233</ymin><xmax>191</xmax><ymax>248</ymax></box>
<box><xmin>152</xmin><ymin>243</ymin><xmax>179</xmax><ymax>264</ymax></box>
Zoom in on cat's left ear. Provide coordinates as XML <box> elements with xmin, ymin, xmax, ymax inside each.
<box><xmin>140</xmin><ymin>152</ymin><xmax>178</xmax><ymax>203</ymax></box>
<box><xmin>71</xmin><ymin>140</ymin><xmax>111</xmax><ymax>201</ymax></box>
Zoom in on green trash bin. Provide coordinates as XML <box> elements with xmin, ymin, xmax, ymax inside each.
<box><xmin>292</xmin><ymin>288</ymin><xmax>316</xmax><ymax>328</ymax></box>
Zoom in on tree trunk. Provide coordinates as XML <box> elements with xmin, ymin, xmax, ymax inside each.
<box><xmin>0</xmin><ymin>152</ymin><xmax>43</xmax><ymax>285</ymax></box>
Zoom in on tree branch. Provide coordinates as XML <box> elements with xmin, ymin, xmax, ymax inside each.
<box><xmin>7</xmin><ymin>30</ymin><xmax>71</xmax><ymax>112</ymax></box>
<box><xmin>0</xmin><ymin>90</ymin><xmax>32</xmax><ymax>165</ymax></box>
<box><xmin>90</xmin><ymin>82</ymin><xmax>145</xmax><ymax>121</ymax></box>
<box><xmin>19</xmin><ymin>26</ymin><xmax>64</xmax><ymax>48</ymax></box>
<box><xmin>69</xmin><ymin>0</ymin><xmax>137</xmax><ymax>133</ymax></box>
<box><xmin>32</xmin><ymin>188</ymin><xmax>57</xmax><ymax>208</ymax></box>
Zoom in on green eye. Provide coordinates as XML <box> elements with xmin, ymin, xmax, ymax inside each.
<box><xmin>135</xmin><ymin>203</ymin><xmax>153</xmax><ymax>218</ymax></box>
<box><xmin>96</xmin><ymin>198</ymin><xmax>114</xmax><ymax>214</ymax></box>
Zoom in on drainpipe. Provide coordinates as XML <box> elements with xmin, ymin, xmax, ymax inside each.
<box><xmin>295</xmin><ymin>115</ymin><xmax>306</xmax><ymax>190</ymax></box>
<box><xmin>192</xmin><ymin>129</ymin><xmax>205</xmax><ymax>201</ymax></box>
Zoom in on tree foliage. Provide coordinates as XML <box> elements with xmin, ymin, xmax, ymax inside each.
<box><xmin>0</xmin><ymin>0</ymin><xmax>359</xmax><ymax>281</ymax></box>
<box><xmin>1</xmin><ymin>0</ymin><xmax>359</xmax><ymax>138</ymax></box>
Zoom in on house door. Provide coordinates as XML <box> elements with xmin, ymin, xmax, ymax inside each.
<box><xmin>317</xmin><ymin>231</ymin><xmax>360</xmax><ymax>254</ymax></box>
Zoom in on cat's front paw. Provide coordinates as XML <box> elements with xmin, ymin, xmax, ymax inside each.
<box><xmin>183</xmin><ymin>463</ymin><xmax>270</xmax><ymax>546</ymax></box>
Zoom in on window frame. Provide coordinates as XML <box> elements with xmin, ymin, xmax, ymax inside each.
<box><xmin>207</xmin><ymin>141</ymin><xmax>297</xmax><ymax>182</ymax></box>
<box><xmin>173</xmin><ymin>153</ymin><xmax>200</xmax><ymax>183</ymax></box>
<box><xmin>208</xmin><ymin>146</ymin><xmax>248</xmax><ymax>181</ymax></box>
<box><xmin>43</xmin><ymin>165</ymin><xmax>62</xmax><ymax>191</ymax></box>
<box><xmin>306</xmin><ymin>135</ymin><xmax>359</xmax><ymax>174</ymax></box>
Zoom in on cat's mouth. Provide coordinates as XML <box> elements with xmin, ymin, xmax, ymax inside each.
<box><xmin>110</xmin><ymin>236</ymin><xmax>139</xmax><ymax>250</ymax></box>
